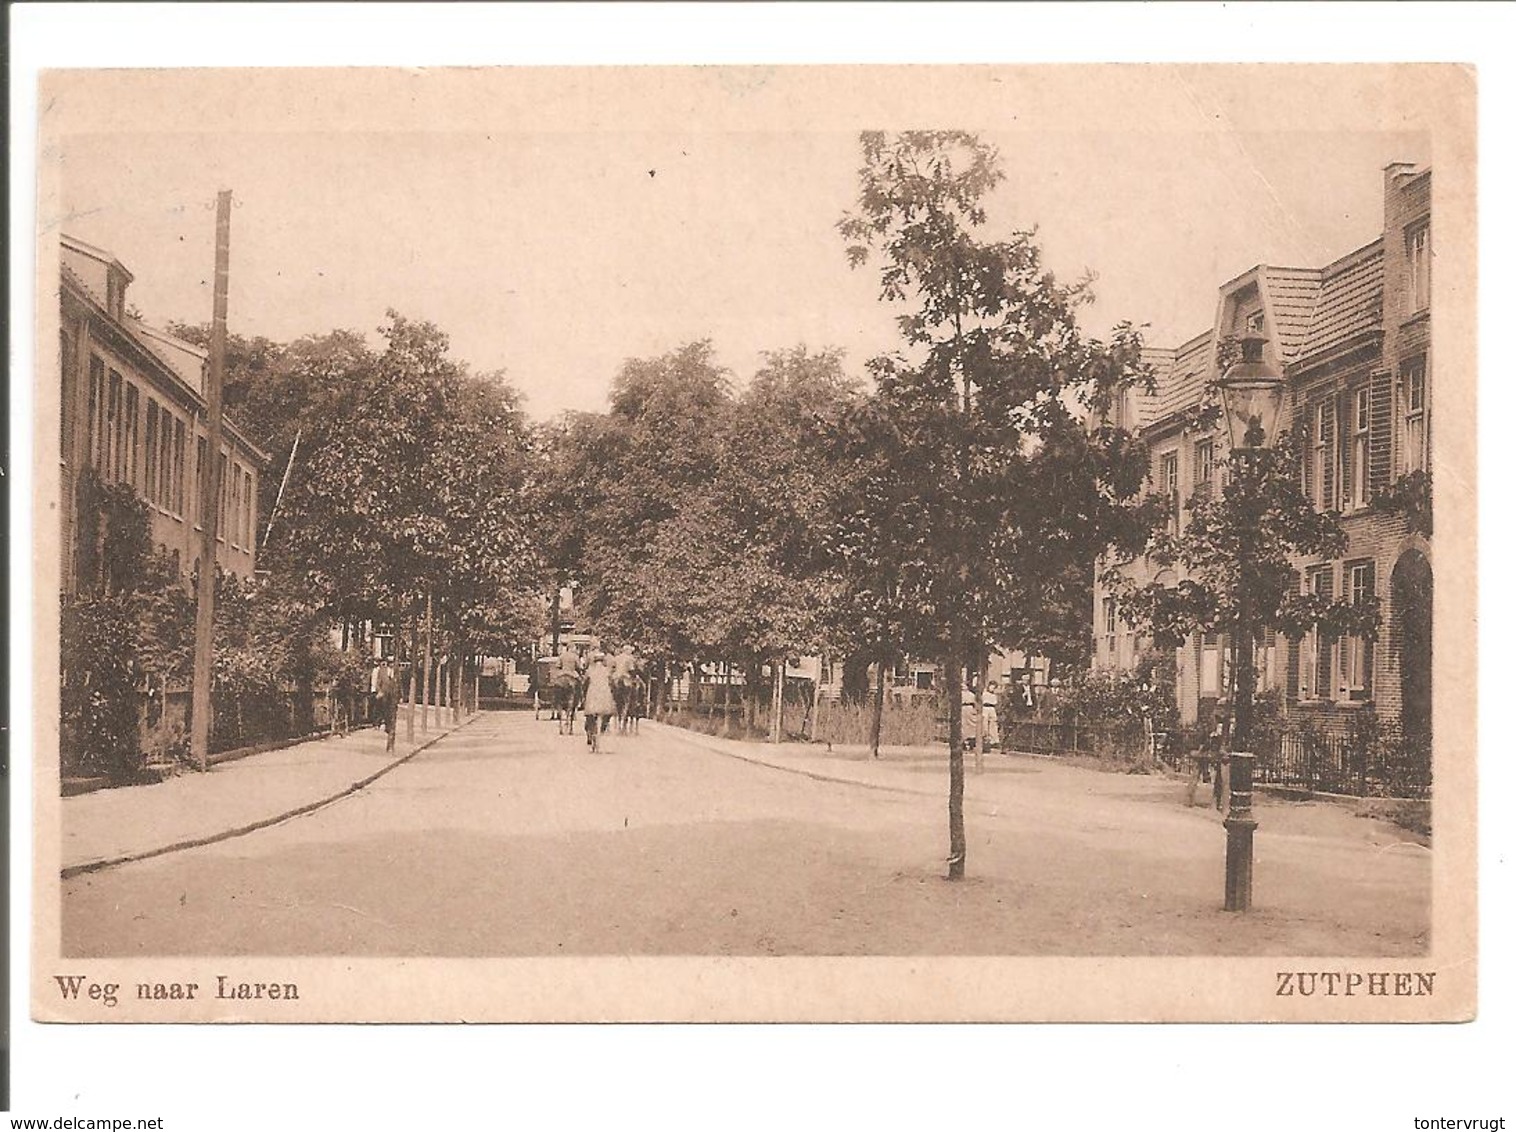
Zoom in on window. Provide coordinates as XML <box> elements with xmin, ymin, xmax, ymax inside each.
<box><xmin>1313</xmin><ymin>402</ymin><xmax>1335</xmax><ymax>511</ymax></box>
<box><xmin>1300</xmin><ymin>567</ymin><xmax>1335</xmax><ymax>700</ymax></box>
<box><xmin>144</xmin><ymin>401</ymin><xmax>160</xmax><ymax>505</ymax></box>
<box><xmin>232</xmin><ymin>462</ymin><xmax>246</xmax><ymax>547</ymax></box>
<box><xmin>195</xmin><ymin>437</ymin><xmax>207</xmax><ymax>524</ymax></box>
<box><xmin>124</xmin><ymin>384</ymin><xmax>140</xmax><ymax>489</ymax></box>
<box><xmin>1407</xmin><ymin>223</ymin><xmax>1431</xmax><ymax>312</ymax></box>
<box><xmin>1200</xmin><ymin>632</ymin><xmax>1220</xmax><ymax>699</ymax></box>
<box><xmin>87</xmin><ymin>355</ymin><xmax>106</xmax><ymax>469</ymax></box>
<box><xmin>218</xmin><ymin>452</ymin><xmax>229</xmax><ymax>538</ymax></box>
<box><xmin>1193</xmin><ymin>438</ymin><xmax>1214</xmax><ymax>503</ymax></box>
<box><xmin>244</xmin><ymin>469</ymin><xmax>255</xmax><ymax>547</ymax></box>
<box><xmin>1340</xmin><ymin>561</ymin><xmax>1375</xmax><ymax>701</ymax></box>
<box><xmin>1402</xmin><ymin>357</ymin><xmax>1428</xmax><ymax>474</ymax></box>
<box><xmin>157</xmin><ymin>410</ymin><xmax>174</xmax><ymax>510</ymax></box>
<box><xmin>172</xmin><ymin>418</ymin><xmax>187</xmax><ymax>516</ymax></box>
<box><xmin>61</xmin><ymin>330</ymin><xmax>76</xmax><ymax>457</ymax></box>
<box><xmin>1245</xmin><ymin>309</ymin><xmax>1265</xmax><ymax>334</ymax></box>
<box><xmin>1103</xmin><ymin>596</ymin><xmax>1118</xmax><ymax>658</ymax></box>
<box><xmin>1160</xmin><ymin>449</ymin><xmax>1180</xmax><ymax>534</ymax></box>
<box><xmin>1350</xmin><ymin>387</ymin><xmax>1371</xmax><ymax>509</ymax></box>
<box><xmin>106</xmin><ymin>370</ymin><xmax>124</xmax><ymax>481</ymax></box>
<box><xmin>1258</xmin><ymin>633</ymin><xmax>1278</xmax><ymax>692</ymax></box>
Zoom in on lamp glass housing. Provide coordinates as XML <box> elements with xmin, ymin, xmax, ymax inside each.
<box><xmin>1219</xmin><ymin>336</ymin><xmax>1286</xmax><ymax>451</ymax></box>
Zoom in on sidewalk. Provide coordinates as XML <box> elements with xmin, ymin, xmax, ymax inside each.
<box><xmin>647</xmin><ymin>720</ymin><xmax>1427</xmax><ymax>852</ymax></box>
<box><xmin>61</xmin><ymin>713</ymin><xmax>477</xmax><ymax>877</ymax></box>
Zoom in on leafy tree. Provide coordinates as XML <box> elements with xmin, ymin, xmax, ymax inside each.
<box><xmin>839</xmin><ymin>130</ymin><xmax>1156</xmax><ymax>878</ymax></box>
<box><xmin>1106</xmin><ymin>424</ymin><xmax>1379</xmax><ymax>751</ymax></box>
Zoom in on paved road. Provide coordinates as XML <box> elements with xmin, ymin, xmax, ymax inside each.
<box><xmin>62</xmin><ymin>712</ymin><xmax>1430</xmax><ymax>957</ymax></box>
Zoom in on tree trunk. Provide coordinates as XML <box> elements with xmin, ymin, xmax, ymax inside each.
<box><xmin>421</xmin><ymin>591</ymin><xmax>434</xmax><ymax>733</ymax></box>
<box><xmin>870</xmin><ymin>655</ymin><xmax>887</xmax><ymax>759</ymax></box>
<box><xmin>945</xmin><ymin>650</ymin><xmax>966</xmax><ymax>880</ymax></box>
<box><xmin>453</xmin><ymin>646</ymin><xmax>463</xmax><ymax>724</ymax></box>
<box><xmin>744</xmin><ymin>660</ymin><xmax>761</xmax><ymax>734</ymax></box>
<box><xmin>841</xmin><ymin>652</ymin><xmax>873</xmax><ymax>705</ymax></box>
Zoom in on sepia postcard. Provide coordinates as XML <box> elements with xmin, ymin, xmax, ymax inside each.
<box><xmin>30</xmin><ymin>63</ymin><xmax>1476</xmax><ymax>1023</ymax></box>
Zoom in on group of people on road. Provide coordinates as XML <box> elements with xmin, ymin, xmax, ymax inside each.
<box><xmin>539</xmin><ymin>641</ymin><xmax>646</xmax><ymax>751</ymax></box>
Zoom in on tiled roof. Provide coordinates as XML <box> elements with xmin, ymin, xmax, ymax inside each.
<box><xmin>1295</xmin><ymin>240</ymin><xmax>1383</xmax><ymax>364</ymax></box>
<box><xmin>1154</xmin><ymin>331</ymin><xmax>1214</xmax><ymax>422</ymax></box>
<box><xmin>1124</xmin><ymin>346</ymin><xmax>1174</xmax><ymax>430</ymax></box>
<box><xmin>1262</xmin><ymin>265</ymin><xmax>1323</xmax><ymax>363</ymax></box>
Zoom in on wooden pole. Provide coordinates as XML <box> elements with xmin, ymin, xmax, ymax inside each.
<box><xmin>769</xmin><ymin>656</ymin><xmax>783</xmax><ymax>743</ymax></box>
<box><xmin>870</xmin><ymin>654</ymin><xmax>886</xmax><ymax>759</ymax></box>
<box><xmin>405</xmin><ymin>613</ymin><xmax>418</xmax><ymax>743</ymax></box>
<box><xmin>421</xmin><ymin>590</ymin><xmax>434</xmax><ymax>732</ymax></box>
<box><xmin>973</xmin><ymin>653</ymin><xmax>986</xmax><ymax>776</ymax></box>
<box><xmin>808</xmin><ymin>653</ymin><xmax>825</xmax><ymax>742</ymax></box>
<box><xmin>189</xmin><ymin>190</ymin><xmax>233</xmax><ymax>773</ymax></box>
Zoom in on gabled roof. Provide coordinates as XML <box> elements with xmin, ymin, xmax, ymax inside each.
<box><xmin>1294</xmin><ymin>239</ymin><xmax>1384</xmax><ymax>365</ymax></box>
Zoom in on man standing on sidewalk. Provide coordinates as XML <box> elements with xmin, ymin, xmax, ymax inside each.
<box><xmin>376</xmin><ymin>663</ymin><xmax>401</xmax><ymax>753</ymax></box>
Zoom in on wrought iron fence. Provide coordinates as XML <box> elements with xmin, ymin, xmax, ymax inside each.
<box><xmin>999</xmin><ymin>718</ymin><xmax>1148</xmax><ymax>760</ymax></box>
<box><xmin>1255</xmin><ymin>727</ymin><xmax>1431</xmax><ymax>799</ymax></box>
<box><xmin>999</xmin><ymin>714</ymin><xmax>1430</xmax><ymax>799</ymax></box>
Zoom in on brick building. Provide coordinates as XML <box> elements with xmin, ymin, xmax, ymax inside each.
<box><xmin>1094</xmin><ymin>163</ymin><xmax>1433</xmax><ymax>742</ymax></box>
<box><xmin>58</xmin><ymin>234</ymin><xmax>269</xmax><ymax>589</ymax></box>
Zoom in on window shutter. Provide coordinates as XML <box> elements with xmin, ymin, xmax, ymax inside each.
<box><xmin>1320</xmin><ymin>400</ymin><xmax>1336</xmax><ymax>509</ymax></box>
<box><xmin>1368</xmin><ymin>369</ymin><xmax>1393</xmax><ymax>494</ymax></box>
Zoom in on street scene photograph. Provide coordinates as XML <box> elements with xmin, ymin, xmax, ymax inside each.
<box><xmin>29</xmin><ymin>63</ymin><xmax>1474</xmax><ymax>1022</ymax></box>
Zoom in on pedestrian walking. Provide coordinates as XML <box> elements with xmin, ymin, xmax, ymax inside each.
<box><xmin>1208</xmin><ymin>710</ymin><xmax>1232</xmax><ymax>812</ymax></box>
<box><xmin>582</xmin><ymin>650</ymin><xmax>616</xmax><ymax>751</ymax></box>
<box><xmin>376</xmin><ymin>662</ymin><xmax>401</xmax><ymax>753</ymax></box>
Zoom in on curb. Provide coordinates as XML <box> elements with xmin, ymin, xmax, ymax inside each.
<box><xmin>649</xmin><ymin>720</ymin><xmax>949</xmax><ymax>801</ymax></box>
<box><xmin>60</xmin><ymin>713</ymin><xmax>480</xmax><ymax>880</ymax></box>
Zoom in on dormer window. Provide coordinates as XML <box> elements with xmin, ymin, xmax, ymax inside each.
<box><xmin>1245</xmin><ymin>309</ymin><xmax>1265</xmax><ymax>335</ymax></box>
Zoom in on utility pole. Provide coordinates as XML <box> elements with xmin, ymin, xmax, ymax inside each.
<box><xmin>190</xmin><ymin>190</ymin><xmax>233</xmax><ymax>772</ymax></box>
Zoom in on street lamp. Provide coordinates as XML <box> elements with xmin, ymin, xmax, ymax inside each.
<box><xmin>1215</xmin><ymin>334</ymin><xmax>1286</xmax><ymax>912</ymax></box>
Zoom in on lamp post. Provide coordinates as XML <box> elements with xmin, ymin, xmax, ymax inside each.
<box><xmin>1216</xmin><ymin>334</ymin><xmax>1286</xmax><ymax>912</ymax></box>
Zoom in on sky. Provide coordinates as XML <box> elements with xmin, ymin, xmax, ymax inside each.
<box><xmin>50</xmin><ymin>70</ymin><xmax>1432</xmax><ymax>420</ymax></box>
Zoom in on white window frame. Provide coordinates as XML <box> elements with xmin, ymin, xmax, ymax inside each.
<box><xmin>1402</xmin><ymin>358</ymin><xmax>1428</xmax><ymax>475</ymax></box>
<box><xmin>1301</xmin><ymin>566</ymin><xmax>1335</xmax><ymax>701</ymax></box>
<box><xmin>1195</xmin><ymin>437</ymin><xmax>1214</xmax><ymax>499</ymax></box>
<box><xmin>1160</xmin><ymin>448</ymin><xmax>1180</xmax><ymax>535</ymax></box>
<box><xmin>1339</xmin><ymin>561</ymin><xmax>1374</xmax><ymax>702</ymax></box>
<box><xmin>1350</xmin><ymin>386</ymin><xmax>1371</xmax><ymax>510</ymax></box>
<box><xmin>1407</xmin><ymin>222</ymin><xmax>1431</xmax><ymax>313</ymax></box>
